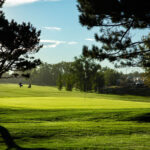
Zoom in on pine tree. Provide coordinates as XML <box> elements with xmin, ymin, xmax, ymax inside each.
<box><xmin>77</xmin><ymin>0</ymin><xmax>150</xmax><ymax>67</ymax></box>
<box><xmin>0</xmin><ymin>0</ymin><xmax>42</xmax><ymax>78</ymax></box>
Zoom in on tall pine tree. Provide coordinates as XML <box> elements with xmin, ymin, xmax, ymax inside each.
<box><xmin>77</xmin><ymin>0</ymin><xmax>150</xmax><ymax>67</ymax></box>
<box><xmin>0</xmin><ymin>0</ymin><xmax>42</xmax><ymax>78</ymax></box>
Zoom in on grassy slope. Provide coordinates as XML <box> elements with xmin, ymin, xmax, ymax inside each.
<box><xmin>1</xmin><ymin>84</ymin><xmax>150</xmax><ymax>149</ymax></box>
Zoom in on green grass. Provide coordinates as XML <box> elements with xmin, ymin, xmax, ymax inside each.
<box><xmin>1</xmin><ymin>84</ymin><xmax>150</xmax><ymax>149</ymax></box>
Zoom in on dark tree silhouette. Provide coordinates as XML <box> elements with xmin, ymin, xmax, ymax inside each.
<box><xmin>0</xmin><ymin>0</ymin><xmax>42</xmax><ymax>78</ymax></box>
<box><xmin>0</xmin><ymin>1</ymin><xmax>47</xmax><ymax>149</ymax></box>
<box><xmin>77</xmin><ymin>0</ymin><xmax>150</xmax><ymax>67</ymax></box>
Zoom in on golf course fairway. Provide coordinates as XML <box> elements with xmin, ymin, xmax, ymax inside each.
<box><xmin>1</xmin><ymin>84</ymin><xmax>150</xmax><ymax>149</ymax></box>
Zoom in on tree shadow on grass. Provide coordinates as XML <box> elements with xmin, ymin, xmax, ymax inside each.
<box><xmin>0</xmin><ymin>126</ymin><xmax>55</xmax><ymax>150</ymax></box>
<box><xmin>125</xmin><ymin>113</ymin><xmax>150</xmax><ymax>123</ymax></box>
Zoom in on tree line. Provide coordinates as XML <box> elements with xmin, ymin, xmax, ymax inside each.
<box><xmin>56</xmin><ymin>56</ymin><xmax>144</xmax><ymax>92</ymax></box>
<box><xmin>0</xmin><ymin>56</ymin><xmax>145</xmax><ymax>92</ymax></box>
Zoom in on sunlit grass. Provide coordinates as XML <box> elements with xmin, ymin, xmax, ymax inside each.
<box><xmin>1</xmin><ymin>84</ymin><xmax>150</xmax><ymax>149</ymax></box>
<box><xmin>1</xmin><ymin>96</ymin><xmax>150</xmax><ymax>109</ymax></box>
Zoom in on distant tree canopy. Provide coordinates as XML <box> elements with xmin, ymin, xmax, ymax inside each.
<box><xmin>72</xmin><ymin>56</ymin><xmax>101</xmax><ymax>91</ymax></box>
<box><xmin>0</xmin><ymin>60</ymin><xmax>146</xmax><ymax>91</ymax></box>
<box><xmin>77</xmin><ymin>0</ymin><xmax>150</xmax><ymax>68</ymax></box>
<box><xmin>0</xmin><ymin>0</ymin><xmax>42</xmax><ymax>78</ymax></box>
<box><xmin>103</xmin><ymin>67</ymin><xmax>121</xmax><ymax>86</ymax></box>
<box><xmin>30</xmin><ymin>62</ymin><xmax>73</xmax><ymax>86</ymax></box>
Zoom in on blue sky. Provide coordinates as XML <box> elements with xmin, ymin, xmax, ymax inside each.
<box><xmin>2</xmin><ymin>0</ymin><xmax>145</xmax><ymax>73</ymax></box>
<box><xmin>3</xmin><ymin>0</ymin><xmax>99</xmax><ymax>64</ymax></box>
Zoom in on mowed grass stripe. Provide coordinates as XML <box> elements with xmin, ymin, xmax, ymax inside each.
<box><xmin>1</xmin><ymin>97</ymin><xmax>150</xmax><ymax>109</ymax></box>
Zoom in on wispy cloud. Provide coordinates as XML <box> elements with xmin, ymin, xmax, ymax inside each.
<box><xmin>41</xmin><ymin>40</ymin><xmax>66</xmax><ymax>48</ymax></box>
<box><xmin>43</xmin><ymin>26</ymin><xmax>62</xmax><ymax>31</ymax></box>
<box><xmin>44</xmin><ymin>0</ymin><xmax>60</xmax><ymax>1</ymax></box>
<box><xmin>85</xmin><ymin>38</ymin><xmax>95</xmax><ymax>41</ymax></box>
<box><xmin>41</xmin><ymin>40</ymin><xmax>78</xmax><ymax>48</ymax></box>
<box><xmin>68</xmin><ymin>41</ymin><xmax>78</xmax><ymax>45</ymax></box>
<box><xmin>5</xmin><ymin>0</ymin><xmax>38</xmax><ymax>7</ymax></box>
<box><xmin>4</xmin><ymin>0</ymin><xmax>61</xmax><ymax>7</ymax></box>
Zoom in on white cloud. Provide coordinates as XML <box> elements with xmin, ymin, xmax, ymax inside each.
<box><xmin>43</xmin><ymin>27</ymin><xmax>62</xmax><ymax>31</ymax></box>
<box><xmin>41</xmin><ymin>40</ymin><xmax>78</xmax><ymax>48</ymax></box>
<box><xmin>68</xmin><ymin>41</ymin><xmax>78</xmax><ymax>45</ymax></box>
<box><xmin>85</xmin><ymin>38</ymin><xmax>95</xmax><ymax>41</ymax></box>
<box><xmin>41</xmin><ymin>40</ymin><xmax>66</xmax><ymax>48</ymax></box>
<box><xmin>44</xmin><ymin>0</ymin><xmax>60</xmax><ymax>1</ymax></box>
<box><xmin>5</xmin><ymin>0</ymin><xmax>38</xmax><ymax>6</ymax></box>
<box><xmin>4</xmin><ymin>0</ymin><xmax>60</xmax><ymax>7</ymax></box>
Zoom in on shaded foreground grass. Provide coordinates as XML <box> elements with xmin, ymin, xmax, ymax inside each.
<box><xmin>1</xmin><ymin>84</ymin><xmax>150</xmax><ymax>149</ymax></box>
